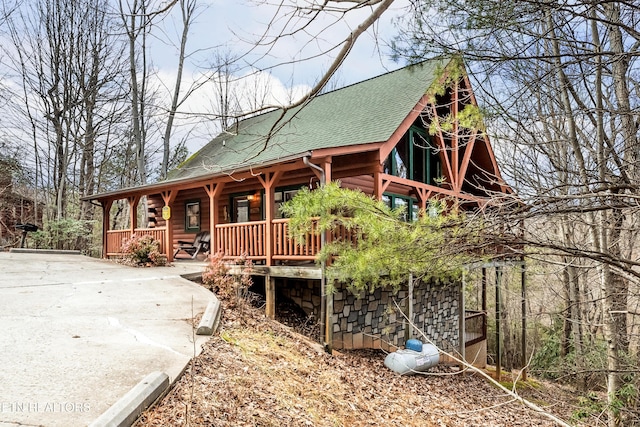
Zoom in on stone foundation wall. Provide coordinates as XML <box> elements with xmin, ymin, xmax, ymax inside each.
<box><xmin>331</xmin><ymin>280</ymin><xmax>460</xmax><ymax>352</ymax></box>
<box><xmin>277</xmin><ymin>278</ymin><xmax>321</xmax><ymax>321</ymax></box>
<box><xmin>276</xmin><ymin>277</ymin><xmax>461</xmax><ymax>353</ymax></box>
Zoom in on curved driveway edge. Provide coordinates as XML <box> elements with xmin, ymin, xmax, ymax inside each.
<box><xmin>0</xmin><ymin>252</ymin><xmax>216</xmax><ymax>427</ymax></box>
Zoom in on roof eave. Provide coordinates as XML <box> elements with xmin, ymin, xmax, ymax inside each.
<box><xmin>82</xmin><ymin>151</ymin><xmax>312</xmax><ymax>202</ymax></box>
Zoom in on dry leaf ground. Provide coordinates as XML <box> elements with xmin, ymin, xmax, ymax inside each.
<box><xmin>136</xmin><ymin>297</ymin><xmax>588</xmax><ymax>427</ymax></box>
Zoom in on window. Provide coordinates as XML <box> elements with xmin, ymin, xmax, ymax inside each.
<box><xmin>383</xmin><ymin>193</ymin><xmax>419</xmax><ymax>222</ymax></box>
<box><xmin>384</xmin><ymin>126</ymin><xmax>441</xmax><ymax>185</ymax></box>
<box><xmin>185</xmin><ymin>200</ymin><xmax>200</xmax><ymax>231</ymax></box>
<box><xmin>229</xmin><ymin>187</ymin><xmax>303</xmax><ymax>222</ymax></box>
<box><xmin>274</xmin><ymin>187</ymin><xmax>303</xmax><ymax>219</ymax></box>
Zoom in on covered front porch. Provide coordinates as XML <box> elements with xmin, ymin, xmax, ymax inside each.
<box><xmin>92</xmin><ymin>155</ymin><xmax>479</xmax><ymax>265</ymax></box>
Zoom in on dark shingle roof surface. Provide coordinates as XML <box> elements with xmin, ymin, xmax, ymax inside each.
<box><xmin>168</xmin><ymin>58</ymin><xmax>448</xmax><ymax>181</ymax></box>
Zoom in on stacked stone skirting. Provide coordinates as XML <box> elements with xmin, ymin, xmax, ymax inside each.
<box><xmin>276</xmin><ymin>277</ymin><xmax>461</xmax><ymax>353</ymax></box>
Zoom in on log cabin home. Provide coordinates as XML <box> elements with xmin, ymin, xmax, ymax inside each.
<box><xmin>84</xmin><ymin>56</ymin><xmax>513</xmax><ymax>364</ymax></box>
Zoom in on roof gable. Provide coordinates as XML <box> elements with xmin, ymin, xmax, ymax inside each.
<box><xmin>168</xmin><ymin>57</ymin><xmax>451</xmax><ymax>181</ymax></box>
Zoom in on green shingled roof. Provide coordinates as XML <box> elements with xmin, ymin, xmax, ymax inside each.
<box><xmin>168</xmin><ymin>57</ymin><xmax>450</xmax><ymax>181</ymax></box>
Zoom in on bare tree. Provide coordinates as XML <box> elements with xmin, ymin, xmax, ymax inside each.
<box><xmin>3</xmin><ymin>0</ymin><xmax>129</xmax><ymax>222</ymax></box>
<box><xmin>159</xmin><ymin>0</ymin><xmax>199</xmax><ymax>179</ymax></box>
<box><xmin>393</xmin><ymin>1</ymin><xmax>640</xmax><ymax>424</ymax></box>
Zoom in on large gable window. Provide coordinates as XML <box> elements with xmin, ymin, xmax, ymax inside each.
<box><xmin>384</xmin><ymin>126</ymin><xmax>441</xmax><ymax>185</ymax></box>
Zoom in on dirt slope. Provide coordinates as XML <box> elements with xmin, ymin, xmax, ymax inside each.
<box><xmin>137</xmin><ymin>301</ymin><xmax>581</xmax><ymax>427</ymax></box>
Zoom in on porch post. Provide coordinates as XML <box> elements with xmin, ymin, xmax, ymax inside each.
<box><xmin>373</xmin><ymin>170</ymin><xmax>391</xmax><ymax>201</ymax></box>
<box><xmin>325</xmin><ymin>282</ymin><xmax>333</xmax><ymax>353</ymax></box>
<box><xmin>265</xmin><ymin>274</ymin><xmax>275</xmax><ymax>319</ymax></box>
<box><xmin>101</xmin><ymin>199</ymin><xmax>113</xmax><ymax>259</ymax></box>
<box><xmin>205</xmin><ymin>182</ymin><xmax>225</xmax><ymax>255</ymax></box>
<box><xmin>161</xmin><ymin>190</ymin><xmax>177</xmax><ymax>262</ymax></box>
<box><xmin>322</xmin><ymin>158</ymin><xmax>332</xmax><ymax>183</ymax></box>
<box><xmin>127</xmin><ymin>196</ymin><xmax>140</xmax><ymax>235</ymax></box>
<box><xmin>257</xmin><ymin>171</ymin><xmax>282</xmax><ymax>267</ymax></box>
<box><xmin>374</xmin><ymin>171</ymin><xmax>382</xmax><ymax>200</ymax></box>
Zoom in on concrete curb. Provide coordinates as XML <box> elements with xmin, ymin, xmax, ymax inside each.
<box><xmin>89</xmin><ymin>371</ymin><xmax>169</xmax><ymax>427</ymax></box>
<box><xmin>196</xmin><ymin>298</ymin><xmax>221</xmax><ymax>335</ymax></box>
<box><xmin>9</xmin><ymin>248</ymin><xmax>82</xmax><ymax>255</ymax></box>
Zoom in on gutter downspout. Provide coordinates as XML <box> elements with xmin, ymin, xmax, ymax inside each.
<box><xmin>303</xmin><ymin>156</ymin><xmax>328</xmax><ymax>351</ymax></box>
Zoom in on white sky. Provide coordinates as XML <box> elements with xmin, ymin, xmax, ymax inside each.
<box><xmin>151</xmin><ymin>0</ymin><xmax>411</xmax><ymax>152</ymax></box>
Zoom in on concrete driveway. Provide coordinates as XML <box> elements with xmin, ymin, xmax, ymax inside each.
<box><xmin>0</xmin><ymin>251</ymin><xmax>214</xmax><ymax>427</ymax></box>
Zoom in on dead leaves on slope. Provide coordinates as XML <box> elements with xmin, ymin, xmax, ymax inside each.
<box><xmin>137</xmin><ymin>302</ymin><xmax>577</xmax><ymax>427</ymax></box>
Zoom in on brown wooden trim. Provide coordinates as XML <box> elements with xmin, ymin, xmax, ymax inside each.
<box><xmin>311</xmin><ymin>142</ymin><xmax>383</xmax><ymax>158</ymax></box>
<box><xmin>379</xmin><ymin>177</ymin><xmax>392</xmax><ymax>195</ymax></box>
<box><xmin>452</xmin><ymin>79</ymin><xmax>459</xmax><ymax>190</ymax></box>
<box><xmin>379</xmin><ymin>93</ymin><xmax>430</xmax><ymax>162</ymax></box>
<box><xmin>461</xmin><ymin>73</ymin><xmax>511</xmax><ymax>194</ymax></box>
<box><xmin>379</xmin><ymin>173</ymin><xmax>483</xmax><ymax>204</ymax></box>
<box><xmin>257</xmin><ymin>171</ymin><xmax>283</xmax><ymax>266</ymax></box>
<box><xmin>84</xmin><ymin>158</ymin><xmax>309</xmax><ymax>205</ymax></box>
<box><xmin>457</xmin><ymin>130</ymin><xmax>478</xmax><ymax>192</ymax></box>
<box><xmin>430</xmin><ymin>103</ymin><xmax>455</xmax><ymax>186</ymax></box>
<box><xmin>332</xmin><ymin>164</ymin><xmax>380</xmax><ymax>179</ymax></box>
<box><xmin>101</xmin><ymin>199</ymin><xmax>113</xmax><ymax>258</ymax></box>
<box><xmin>127</xmin><ymin>196</ymin><xmax>140</xmax><ymax>232</ymax></box>
<box><xmin>160</xmin><ymin>190</ymin><xmax>178</xmax><ymax>262</ymax></box>
<box><xmin>205</xmin><ymin>182</ymin><xmax>225</xmax><ymax>254</ymax></box>
<box><xmin>414</xmin><ymin>187</ymin><xmax>433</xmax><ymax>210</ymax></box>
<box><xmin>323</xmin><ymin>158</ymin><xmax>332</xmax><ymax>183</ymax></box>
<box><xmin>266</xmin><ymin>275</ymin><xmax>275</xmax><ymax>319</ymax></box>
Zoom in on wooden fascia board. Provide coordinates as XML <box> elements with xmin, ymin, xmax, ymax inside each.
<box><xmin>310</xmin><ymin>142</ymin><xmax>384</xmax><ymax>159</ymax></box>
<box><xmin>379</xmin><ymin>94</ymin><xmax>431</xmax><ymax>162</ymax></box>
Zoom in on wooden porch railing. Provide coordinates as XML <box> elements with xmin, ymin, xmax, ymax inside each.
<box><xmin>104</xmin><ymin>219</ymin><xmax>354</xmax><ymax>263</ymax></box>
<box><xmin>272</xmin><ymin>218</ymin><xmax>320</xmax><ymax>261</ymax></box>
<box><xmin>215</xmin><ymin>221</ymin><xmax>266</xmax><ymax>260</ymax></box>
<box><xmin>464</xmin><ymin>310</ymin><xmax>487</xmax><ymax>347</ymax></box>
<box><xmin>105</xmin><ymin>227</ymin><xmax>166</xmax><ymax>256</ymax></box>
<box><xmin>214</xmin><ymin>218</ymin><xmax>358</xmax><ymax>262</ymax></box>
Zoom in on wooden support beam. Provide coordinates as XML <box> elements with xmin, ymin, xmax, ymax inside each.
<box><xmin>257</xmin><ymin>171</ymin><xmax>282</xmax><ymax>266</ymax></box>
<box><xmin>127</xmin><ymin>195</ymin><xmax>140</xmax><ymax>233</ymax></box>
<box><xmin>430</xmin><ymin>103</ymin><xmax>455</xmax><ymax>186</ymax></box>
<box><xmin>415</xmin><ymin>187</ymin><xmax>433</xmax><ymax>211</ymax></box>
<box><xmin>452</xmin><ymin>80</ymin><xmax>459</xmax><ymax>190</ymax></box>
<box><xmin>373</xmin><ymin>171</ymin><xmax>382</xmax><ymax>200</ymax></box>
<box><xmin>456</xmin><ymin>130</ymin><xmax>477</xmax><ymax>192</ymax></box>
<box><xmin>265</xmin><ymin>274</ymin><xmax>275</xmax><ymax>319</ymax></box>
<box><xmin>325</xmin><ymin>281</ymin><xmax>333</xmax><ymax>353</ymax></box>
<box><xmin>161</xmin><ymin>190</ymin><xmax>178</xmax><ymax>262</ymax></box>
<box><xmin>205</xmin><ymin>182</ymin><xmax>225</xmax><ymax>255</ymax></box>
<box><xmin>322</xmin><ymin>157</ymin><xmax>332</xmax><ymax>184</ymax></box>
<box><xmin>101</xmin><ymin>199</ymin><xmax>113</xmax><ymax>259</ymax></box>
